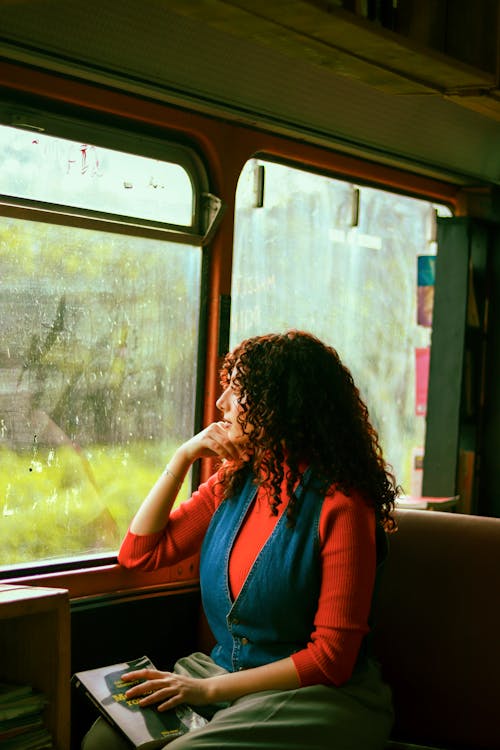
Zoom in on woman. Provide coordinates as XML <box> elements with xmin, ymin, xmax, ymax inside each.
<box><xmin>83</xmin><ymin>330</ymin><xmax>398</xmax><ymax>749</ymax></box>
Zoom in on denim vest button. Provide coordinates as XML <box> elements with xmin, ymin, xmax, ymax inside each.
<box><xmin>240</xmin><ymin>636</ymin><xmax>249</xmax><ymax>645</ymax></box>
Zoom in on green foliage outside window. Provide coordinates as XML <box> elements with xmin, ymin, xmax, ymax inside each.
<box><xmin>0</xmin><ymin>216</ymin><xmax>200</xmax><ymax>567</ymax></box>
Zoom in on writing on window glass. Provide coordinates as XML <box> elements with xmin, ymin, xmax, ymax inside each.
<box><xmin>0</xmin><ymin>124</ymin><xmax>193</xmax><ymax>224</ymax></box>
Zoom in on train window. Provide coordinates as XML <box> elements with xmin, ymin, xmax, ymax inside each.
<box><xmin>0</xmin><ymin>124</ymin><xmax>194</xmax><ymax>227</ymax></box>
<box><xmin>0</xmin><ymin>121</ymin><xmax>206</xmax><ymax>572</ymax></box>
<box><xmin>231</xmin><ymin>158</ymin><xmax>452</xmax><ymax>495</ymax></box>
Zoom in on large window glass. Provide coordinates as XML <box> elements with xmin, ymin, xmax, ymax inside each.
<box><xmin>0</xmin><ymin>123</ymin><xmax>204</xmax><ymax>569</ymax></box>
<box><xmin>231</xmin><ymin>159</ymin><xmax>452</xmax><ymax>496</ymax></box>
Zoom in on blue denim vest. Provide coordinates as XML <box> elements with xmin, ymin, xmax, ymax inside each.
<box><xmin>199</xmin><ymin>470</ymin><xmax>324</xmax><ymax>673</ymax></box>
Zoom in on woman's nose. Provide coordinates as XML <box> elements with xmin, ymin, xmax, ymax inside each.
<box><xmin>218</xmin><ymin>385</ymin><xmax>233</xmax><ymax>411</ymax></box>
<box><xmin>216</xmin><ymin>388</ymin><xmax>228</xmax><ymax>411</ymax></box>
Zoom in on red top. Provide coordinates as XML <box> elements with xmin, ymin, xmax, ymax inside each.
<box><xmin>118</xmin><ymin>471</ymin><xmax>376</xmax><ymax>687</ymax></box>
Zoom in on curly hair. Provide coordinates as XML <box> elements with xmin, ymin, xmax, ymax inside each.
<box><xmin>218</xmin><ymin>330</ymin><xmax>399</xmax><ymax>531</ymax></box>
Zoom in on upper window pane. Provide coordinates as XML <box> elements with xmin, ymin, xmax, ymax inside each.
<box><xmin>0</xmin><ymin>124</ymin><xmax>194</xmax><ymax>225</ymax></box>
<box><xmin>232</xmin><ymin>159</ymin><xmax>452</xmax><ymax>497</ymax></box>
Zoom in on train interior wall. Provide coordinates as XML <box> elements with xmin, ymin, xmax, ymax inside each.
<box><xmin>0</xmin><ymin>4</ymin><xmax>500</xmax><ymax>747</ymax></box>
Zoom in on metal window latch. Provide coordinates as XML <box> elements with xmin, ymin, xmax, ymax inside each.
<box><xmin>201</xmin><ymin>192</ymin><xmax>225</xmax><ymax>244</ymax></box>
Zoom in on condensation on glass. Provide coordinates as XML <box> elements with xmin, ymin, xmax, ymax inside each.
<box><xmin>0</xmin><ymin>124</ymin><xmax>202</xmax><ymax>568</ymax></box>
<box><xmin>231</xmin><ymin>159</ymin><xmax>452</xmax><ymax>496</ymax></box>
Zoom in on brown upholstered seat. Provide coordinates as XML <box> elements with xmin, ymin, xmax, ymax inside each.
<box><xmin>373</xmin><ymin>509</ymin><xmax>500</xmax><ymax>750</ymax></box>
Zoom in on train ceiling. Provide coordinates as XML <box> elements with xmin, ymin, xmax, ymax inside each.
<box><xmin>0</xmin><ymin>0</ymin><xmax>499</xmax><ymax>186</ymax></box>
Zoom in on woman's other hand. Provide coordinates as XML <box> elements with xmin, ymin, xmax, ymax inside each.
<box><xmin>122</xmin><ymin>668</ymin><xmax>213</xmax><ymax>710</ymax></box>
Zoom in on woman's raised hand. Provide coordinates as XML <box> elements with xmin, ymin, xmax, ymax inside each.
<box><xmin>182</xmin><ymin>421</ymin><xmax>248</xmax><ymax>464</ymax></box>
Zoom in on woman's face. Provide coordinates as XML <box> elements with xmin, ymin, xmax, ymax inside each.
<box><xmin>216</xmin><ymin>370</ymin><xmax>248</xmax><ymax>444</ymax></box>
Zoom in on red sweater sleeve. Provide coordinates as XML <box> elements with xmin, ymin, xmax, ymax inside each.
<box><xmin>291</xmin><ymin>490</ymin><xmax>376</xmax><ymax>687</ymax></box>
<box><xmin>117</xmin><ymin>472</ymin><xmax>223</xmax><ymax>570</ymax></box>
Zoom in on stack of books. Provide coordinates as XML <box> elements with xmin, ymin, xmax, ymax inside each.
<box><xmin>0</xmin><ymin>682</ymin><xmax>53</xmax><ymax>749</ymax></box>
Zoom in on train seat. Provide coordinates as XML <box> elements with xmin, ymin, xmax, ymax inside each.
<box><xmin>373</xmin><ymin>509</ymin><xmax>500</xmax><ymax>750</ymax></box>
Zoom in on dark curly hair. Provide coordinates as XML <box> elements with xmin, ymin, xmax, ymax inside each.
<box><xmin>218</xmin><ymin>330</ymin><xmax>398</xmax><ymax>531</ymax></box>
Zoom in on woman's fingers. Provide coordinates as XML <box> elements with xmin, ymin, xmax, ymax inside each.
<box><xmin>188</xmin><ymin>422</ymin><xmax>247</xmax><ymax>461</ymax></box>
<box><xmin>210</xmin><ymin>422</ymin><xmax>242</xmax><ymax>459</ymax></box>
<box><xmin>121</xmin><ymin>669</ymin><xmax>169</xmax><ymax>696</ymax></box>
<box><xmin>123</xmin><ymin>675</ymin><xmax>175</xmax><ymax>704</ymax></box>
<box><xmin>121</xmin><ymin>668</ymin><xmax>165</xmax><ymax>684</ymax></box>
<box><xmin>123</xmin><ymin>672</ymin><xmax>210</xmax><ymax>709</ymax></box>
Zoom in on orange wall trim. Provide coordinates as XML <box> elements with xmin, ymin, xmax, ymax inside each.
<box><xmin>5</xmin><ymin>554</ymin><xmax>200</xmax><ymax>601</ymax></box>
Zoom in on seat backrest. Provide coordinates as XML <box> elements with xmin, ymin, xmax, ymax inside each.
<box><xmin>372</xmin><ymin>509</ymin><xmax>500</xmax><ymax>749</ymax></box>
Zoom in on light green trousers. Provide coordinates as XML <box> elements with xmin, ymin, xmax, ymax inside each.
<box><xmin>81</xmin><ymin>651</ymin><xmax>393</xmax><ymax>750</ymax></box>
